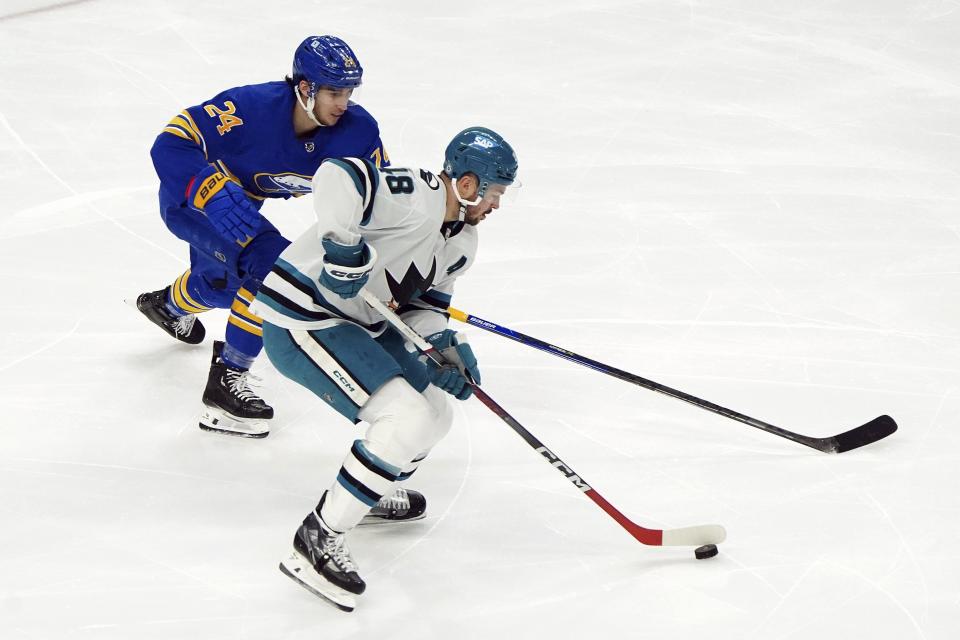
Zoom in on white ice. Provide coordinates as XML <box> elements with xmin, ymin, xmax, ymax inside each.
<box><xmin>1</xmin><ymin>1</ymin><xmax>958</xmax><ymax>638</ymax></box>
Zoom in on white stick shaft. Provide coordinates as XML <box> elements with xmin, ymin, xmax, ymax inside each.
<box><xmin>361</xmin><ymin>290</ymin><xmax>434</xmax><ymax>352</ymax></box>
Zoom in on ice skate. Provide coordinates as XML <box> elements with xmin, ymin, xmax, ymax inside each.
<box><xmin>199</xmin><ymin>341</ymin><xmax>272</xmax><ymax>438</ymax></box>
<box><xmin>359</xmin><ymin>487</ymin><xmax>427</xmax><ymax>525</ymax></box>
<box><xmin>279</xmin><ymin>507</ymin><xmax>365</xmax><ymax>612</ymax></box>
<box><xmin>134</xmin><ymin>287</ymin><xmax>205</xmax><ymax>345</ymax></box>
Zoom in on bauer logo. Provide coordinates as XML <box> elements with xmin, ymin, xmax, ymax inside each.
<box><xmin>470</xmin><ymin>318</ymin><xmax>497</xmax><ymax>330</ymax></box>
<box><xmin>195</xmin><ymin>172</ymin><xmax>226</xmax><ymax>208</ymax></box>
<box><xmin>535</xmin><ymin>446</ymin><xmax>592</xmax><ymax>492</ymax></box>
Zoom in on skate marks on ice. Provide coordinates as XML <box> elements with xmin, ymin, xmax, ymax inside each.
<box><xmin>0</xmin><ymin>319</ymin><xmax>81</xmax><ymax>374</ymax></box>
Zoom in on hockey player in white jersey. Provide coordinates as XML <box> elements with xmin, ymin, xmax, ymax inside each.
<box><xmin>251</xmin><ymin>126</ymin><xmax>519</xmax><ymax>611</ymax></box>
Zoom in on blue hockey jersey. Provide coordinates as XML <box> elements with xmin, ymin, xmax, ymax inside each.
<box><xmin>151</xmin><ymin>81</ymin><xmax>388</xmax><ymax>211</ymax></box>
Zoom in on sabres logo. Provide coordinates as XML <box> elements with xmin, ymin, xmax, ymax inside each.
<box><xmin>304</xmin><ymin>142</ymin><xmax>315</xmax><ymax>152</ymax></box>
<box><xmin>343</xmin><ymin>56</ymin><xmax>357</xmax><ymax>68</ymax></box>
<box><xmin>254</xmin><ymin>172</ymin><xmax>313</xmax><ymax>194</ymax></box>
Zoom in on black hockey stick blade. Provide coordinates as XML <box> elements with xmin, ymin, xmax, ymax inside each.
<box><xmin>448</xmin><ymin>306</ymin><xmax>899</xmax><ymax>454</ymax></box>
<box><xmin>823</xmin><ymin>415</ymin><xmax>898</xmax><ymax>453</ymax></box>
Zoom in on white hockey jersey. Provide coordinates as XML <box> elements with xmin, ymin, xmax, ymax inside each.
<box><xmin>251</xmin><ymin>157</ymin><xmax>476</xmax><ymax>336</ymax></box>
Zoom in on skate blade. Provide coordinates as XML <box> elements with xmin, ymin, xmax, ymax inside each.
<box><xmin>199</xmin><ymin>407</ymin><xmax>269</xmax><ymax>439</ymax></box>
<box><xmin>358</xmin><ymin>512</ymin><xmax>427</xmax><ymax>526</ymax></box>
<box><xmin>279</xmin><ymin>551</ymin><xmax>357</xmax><ymax>612</ymax></box>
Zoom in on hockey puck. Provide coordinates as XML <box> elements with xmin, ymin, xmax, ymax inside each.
<box><xmin>694</xmin><ymin>544</ymin><xmax>718</xmax><ymax>560</ymax></box>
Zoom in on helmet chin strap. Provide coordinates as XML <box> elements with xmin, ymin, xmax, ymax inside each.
<box><xmin>452</xmin><ymin>178</ymin><xmax>484</xmax><ymax>221</ymax></box>
<box><xmin>294</xmin><ymin>85</ymin><xmax>325</xmax><ymax>128</ymax></box>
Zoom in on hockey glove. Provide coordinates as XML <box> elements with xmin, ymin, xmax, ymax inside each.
<box><xmin>319</xmin><ymin>237</ymin><xmax>377</xmax><ymax>299</ymax></box>
<box><xmin>425</xmin><ymin>329</ymin><xmax>480</xmax><ymax>400</ymax></box>
<box><xmin>188</xmin><ymin>167</ymin><xmax>261</xmax><ymax>243</ymax></box>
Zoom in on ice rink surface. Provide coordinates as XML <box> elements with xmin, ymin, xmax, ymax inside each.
<box><xmin>1</xmin><ymin>0</ymin><xmax>959</xmax><ymax>638</ymax></box>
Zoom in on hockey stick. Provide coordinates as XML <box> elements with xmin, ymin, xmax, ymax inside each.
<box><xmin>361</xmin><ymin>290</ymin><xmax>726</xmax><ymax>548</ymax></box>
<box><xmin>447</xmin><ymin>307</ymin><xmax>897</xmax><ymax>454</ymax></box>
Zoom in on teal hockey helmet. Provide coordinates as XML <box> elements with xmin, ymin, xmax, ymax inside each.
<box><xmin>443</xmin><ymin>127</ymin><xmax>518</xmax><ymax>198</ymax></box>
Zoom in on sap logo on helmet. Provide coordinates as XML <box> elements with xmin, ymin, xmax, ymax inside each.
<box><xmin>473</xmin><ymin>135</ymin><xmax>495</xmax><ymax>149</ymax></box>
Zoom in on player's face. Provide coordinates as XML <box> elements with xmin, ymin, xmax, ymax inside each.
<box><xmin>313</xmin><ymin>86</ymin><xmax>353</xmax><ymax>126</ymax></box>
<box><xmin>463</xmin><ymin>183</ymin><xmax>508</xmax><ymax>226</ymax></box>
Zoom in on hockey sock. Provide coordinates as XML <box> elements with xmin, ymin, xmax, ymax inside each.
<box><xmin>223</xmin><ymin>286</ymin><xmax>263</xmax><ymax>369</ymax></box>
<box><xmin>167</xmin><ymin>269</ymin><xmax>211</xmax><ymax>316</ymax></box>
<box><xmin>398</xmin><ymin>453</ymin><xmax>427</xmax><ymax>481</ymax></box>
<box><xmin>321</xmin><ymin>439</ymin><xmax>402</xmax><ymax>532</ymax></box>
<box><xmin>164</xmin><ymin>295</ymin><xmax>189</xmax><ymax>318</ymax></box>
<box><xmin>220</xmin><ymin>342</ymin><xmax>256</xmax><ymax>370</ymax></box>
<box><xmin>316</xmin><ymin>379</ymin><xmax>452</xmax><ymax>531</ymax></box>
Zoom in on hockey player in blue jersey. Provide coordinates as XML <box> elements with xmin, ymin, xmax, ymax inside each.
<box><xmin>135</xmin><ymin>36</ymin><xmax>389</xmax><ymax>438</ymax></box>
<box><xmin>251</xmin><ymin>127</ymin><xmax>519</xmax><ymax>611</ymax></box>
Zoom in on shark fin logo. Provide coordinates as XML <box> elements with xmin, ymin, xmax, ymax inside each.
<box><xmin>385</xmin><ymin>259</ymin><xmax>438</xmax><ymax>307</ymax></box>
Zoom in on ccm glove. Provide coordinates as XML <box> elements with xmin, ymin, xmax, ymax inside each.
<box><xmin>188</xmin><ymin>167</ymin><xmax>261</xmax><ymax>243</ymax></box>
<box><xmin>425</xmin><ymin>329</ymin><xmax>481</xmax><ymax>400</ymax></box>
<box><xmin>319</xmin><ymin>236</ymin><xmax>377</xmax><ymax>299</ymax></box>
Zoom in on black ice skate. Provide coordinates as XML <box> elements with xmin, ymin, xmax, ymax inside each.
<box><xmin>199</xmin><ymin>341</ymin><xmax>273</xmax><ymax>438</ymax></box>
<box><xmin>279</xmin><ymin>505</ymin><xmax>365</xmax><ymax>612</ymax></box>
<box><xmin>135</xmin><ymin>287</ymin><xmax>205</xmax><ymax>345</ymax></box>
<box><xmin>359</xmin><ymin>487</ymin><xmax>427</xmax><ymax>525</ymax></box>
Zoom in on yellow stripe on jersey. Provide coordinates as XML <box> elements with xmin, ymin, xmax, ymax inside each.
<box><xmin>165</xmin><ymin>115</ymin><xmax>200</xmax><ymax>145</ymax></box>
<box><xmin>160</xmin><ymin>111</ymin><xmax>208</xmax><ymax>160</ymax></box>
<box><xmin>171</xmin><ymin>270</ymin><xmax>210</xmax><ymax>313</ymax></box>
<box><xmin>180</xmin><ymin>109</ymin><xmax>207</xmax><ymax>142</ymax></box>
<box><xmin>228</xmin><ymin>314</ymin><xmax>263</xmax><ymax>337</ymax></box>
<box><xmin>163</xmin><ymin>126</ymin><xmax>192</xmax><ymax>141</ymax></box>
<box><xmin>179</xmin><ymin>110</ymin><xmax>205</xmax><ymax>148</ymax></box>
<box><xmin>235</xmin><ymin>287</ymin><xmax>254</xmax><ymax>304</ymax></box>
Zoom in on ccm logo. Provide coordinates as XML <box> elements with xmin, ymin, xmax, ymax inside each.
<box><xmin>329</xmin><ymin>269</ymin><xmax>365</xmax><ymax>280</ymax></box>
<box><xmin>535</xmin><ymin>446</ymin><xmax>592</xmax><ymax>492</ymax></box>
<box><xmin>332</xmin><ymin>370</ymin><xmax>356</xmax><ymax>393</ymax></box>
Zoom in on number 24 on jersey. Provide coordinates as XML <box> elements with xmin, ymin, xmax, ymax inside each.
<box><xmin>204</xmin><ymin>101</ymin><xmax>244</xmax><ymax>136</ymax></box>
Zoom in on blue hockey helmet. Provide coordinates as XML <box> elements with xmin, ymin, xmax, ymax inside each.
<box><xmin>292</xmin><ymin>35</ymin><xmax>363</xmax><ymax>91</ymax></box>
<box><xmin>444</xmin><ymin>127</ymin><xmax>518</xmax><ymax>199</ymax></box>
